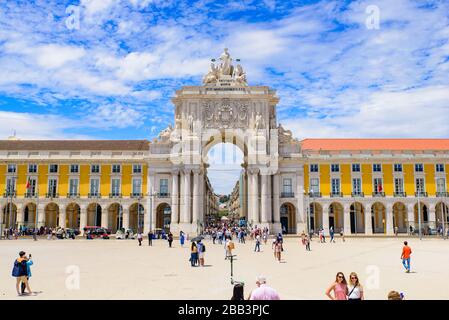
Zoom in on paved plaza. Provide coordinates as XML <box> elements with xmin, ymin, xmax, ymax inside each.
<box><xmin>1</xmin><ymin>236</ymin><xmax>449</xmax><ymax>300</ymax></box>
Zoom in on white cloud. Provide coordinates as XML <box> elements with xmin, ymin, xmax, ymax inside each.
<box><xmin>36</xmin><ymin>44</ymin><xmax>86</xmax><ymax>69</ymax></box>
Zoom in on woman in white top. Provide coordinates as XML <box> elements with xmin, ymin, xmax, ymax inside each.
<box><xmin>347</xmin><ymin>272</ymin><xmax>364</xmax><ymax>300</ymax></box>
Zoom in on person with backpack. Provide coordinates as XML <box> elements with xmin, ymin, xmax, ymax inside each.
<box><xmin>12</xmin><ymin>251</ymin><xmax>32</xmax><ymax>296</ymax></box>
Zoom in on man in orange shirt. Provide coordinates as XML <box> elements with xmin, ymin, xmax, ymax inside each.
<box><xmin>401</xmin><ymin>241</ymin><xmax>412</xmax><ymax>273</ymax></box>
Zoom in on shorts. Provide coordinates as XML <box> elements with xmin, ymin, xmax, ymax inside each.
<box><xmin>199</xmin><ymin>252</ymin><xmax>205</xmax><ymax>259</ymax></box>
<box><xmin>16</xmin><ymin>276</ymin><xmax>27</xmax><ymax>282</ymax></box>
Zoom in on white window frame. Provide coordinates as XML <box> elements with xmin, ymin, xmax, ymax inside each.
<box><xmin>7</xmin><ymin>164</ymin><xmax>17</xmax><ymax>173</ymax></box>
<box><xmin>394</xmin><ymin>163</ymin><xmax>402</xmax><ymax>172</ymax></box>
<box><xmin>6</xmin><ymin>176</ymin><xmax>17</xmax><ymax>193</ymax></box>
<box><xmin>69</xmin><ymin>178</ymin><xmax>79</xmax><ymax>195</ymax></box>
<box><xmin>111</xmin><ymin>178</ymin><xmax>121</xmax><ymax>195</ymax></box>
<box><xmin>414</xmin><ymin>163</ymin><xmax>424</xmax><ymax>173</ymax></box>
<box><xmin>28</xmin><ymin>164</ymin><xmax>37</xmax><ymax>173</ymax></box>
<box><xmin>49</xmin><ymin>164</ymin><xmax>58</xmax><ymax>173</ymax></box>
<box><xmin>309</xmin><ymin>178</ymin><xmax>320</xmax><ymax>194</ymax></box>
<box><xmin>331</xmin><ymin>178</ymin><xmax>340</xmax><ymax>194</ymax></box>
<box><xmin>436</xmin><ymin>164</ymin><xmax>445</xmax><ymax>173</ymax></box>
<box><xmin>373</xmin><ymin>163</ymin><xmax>382</xmax><ymax>172</ymax></box>
<box><xmin>331</xmin><ymin>164</ymin><xmax>340</xmax><ymax>173</ymax></box>
<box><xmin>91</xmin><ymin>164</ymin><xmax>101</xmax><ymax>174</ymax></box>
<box><xmin>132</xmin><ymin>178</ymin><xmax>142</xmax><ymax>195</ymax></box>
<box><xmin>352</xmin><ymin>163</ymin><xmax>360</xmax><ymax>172</ymax></box>
<box><xmin>394</xmin><ymin>178</ymin><xmax>404</xmax><ymax>194</ymax></box>
<box><xmin>415</xmin><ymin>177</ymin><xmax>425</xmax><ymax>193</ymax></box>
<box><xmin>70</xmin><ymin>164</ymin><xmax>79</xmax><ymax>174</ymax></box>
<box><xmin>436</xmin><ymin>177</ymin><xmax>446</xmax><ymax>193</ymax></box>
<box><xmin>47</xmin><ymin>177</ymin><xmax>58</xmax><ymax>195</ymax></box>
<box><xmin>310</xmin><ymin>164</ymin><xmax>319</xmax><ymax>173</ymax></box>
<box><xmin>373</xmin><ymin>177</ymin><xmax>383</xmax><ymax>193</ymax></box>
<box><xmin>90</xmin><ymin>178</ymin><xmax>100</xmax><ymax>195</ymax></box>
<box><xmin>352</xmin><ymin>178</ymin><xmax>361</xmax><ymax>194</ymax></box>
<box><xmin>111</xmin><ymin>164</ymin><xmax>121</xmax><ymax>174</ymax></box>
<box><xmin>133</xmin><ymin>164</ymin><xmax>142</xmax><ymax>174</ymax></box>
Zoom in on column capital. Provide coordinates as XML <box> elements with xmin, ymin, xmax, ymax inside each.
<box><xmin>248</xmin><ymin>167</ymin><xmax>260</xmax><ymax>175</ymax></box>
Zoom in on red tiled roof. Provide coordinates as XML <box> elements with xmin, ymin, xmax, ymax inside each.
<box><xmin>301</xmin><ymin>139</ymin><xmax>449</xmax><ymax>151</ymax></box>
<box><xmin>0</xmin><ymin>140</ymin><xmax>150</xmax><ymax>151</ymax></box>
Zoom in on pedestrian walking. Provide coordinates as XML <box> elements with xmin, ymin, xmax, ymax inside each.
<box><xmin>321</xmin><ymin>228</ymin><xmax>326</xmax><ymax>243</ymax></box>
<box><xmin>325</xmin><ymin>272</ymin><xmax>348</xmax><ymax>300</ymax></box>
<box><xmin>340</xmin><ymin>228</ymin><xmax>345</xmax><ymax>242</ymax></box>
<box><xmin>147</xmin><ymin>230</ymin><xmax>153</xmax><ymax>246</ymax></box>
<box><xmin>304</xmin><ymin>234</ymin><xmax>311</xmax><ymax>251</ymax></box>
<box><xmin>330</xmin><ymin>226</ymin><xmax>335</xmax><ymax>243</ymax></box>
<box><xmin>180</xmin><ymin>231</ymin><xmax>185</xmax><ymax>247</ymax></box>
<box><xmin>225</xmin><ymin>237</ymin><xmax>235</xmax><ymax>259</ymax></box>
<box><xmin>137</xmin><ymin>232</ymin><xmax>143</xmax><ymax>246</ymax></box>
<box><xmin>254</xmin><ymin>234</ymin><xmax>261</xmax><ymax>252</ymax></box>
<box><xmin>249</xmin><ymin>276</ymin><xmax>280</xmax><ymax>300</ymax></box>
<box><xmin>401</xmin><ymin>241</ymin><xmax>412</xmax><ymax>273</ymax></box>
<box><xmin>197</xmin><ymin>240</ymin><xmax>206</xmax><ymax>266</ymax></box>
<box><xmin>168</xmin><ymin>232</ymin><xmax>173</xmax><ymax>247</ymax></box>
<box><xmin>347</xmin><ymin>272</ymin><xmax>364</xmax><ymax>300</ymax></box>
<box><xmin>21</xmin><ymin>254</ymin><xmax>34</xmax><ymax>295</ymax></box>
<box><xmin>394</xmin><ymin>226</ymin><xmax>399</xmax><ymax>237</ymax></box>
<box><xmin>12</xmin><ymin>251</ymin><xmax>32</xmax><ymax>296</ymax></box>
<box><xmin>190</xmin><ymin>242</ymin><xmax>198</xmax><ymax>267</ymax></box>
<box><xmin>274</xmin><ymin>240</ymin><xmax>282</xmax><ymax>262</ymax></box>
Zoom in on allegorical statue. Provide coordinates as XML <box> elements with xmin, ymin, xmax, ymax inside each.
<box><xmin>158</xmin><ymin>125</ymin><xmax>173</xmax><ymax>142</ymax></box>
<box><xmin>188</xmin><ymin>114</ymin><xmax>194</xmax><ymax>132</ymax></box>
<box><xmin>202</xmin><ymin>62</ymin><xmax>219</xmax><ymax>85</ymax></box>
<box><xmin>233</xmin><ymin>64</ymin><xmax>247</xmax><ymax>86</ymax></box>
<box><xmin>219</xmin><ymin>48</ymin><xmax>233</xmax><ymax>76</ymax></box>
<box><xmin>254</xmin><ymin>112</ymin><xmax>264</xmax><ymax>130</ymax></box>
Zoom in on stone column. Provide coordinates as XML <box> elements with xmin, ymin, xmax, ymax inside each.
<box><xmin>365</xmin><ymin>203</ymin><xmax>373</xmax><ymax>235</ymax></box>
<box><xmin>322</xmin><ymin>203</ymin><xmax>330</xmax><ymax>234</ymax></box>
<box><xmin>101</xmin><ymin>204</ymin><xmax>108</xmax><ymax>229</ymax></box>
<box><xmin>386</xmin><ymin>203</ymin><xmax>394</xmax><ymax>235</ymax></box>
<box><xmin>144</xmin><ymin>171</ymin><xmax>155</xmax><ymax>234</ymax></box>
<box><xmin>182</xmin><ymin>169</ymin><xmax>191</xmax><ymax>224</ymax></box>
<box><xmin>192</xmin><ymin>169</ymin><xmax>200</xmax><ymax>234</ymax></box>
<box><xmin>296</xmin><ymin>169</ymin><xmax>306</xmax><ymax>233</ymax></box>
<box><xmin>58</xmin><ymin>205</ymin><xmax>66</xmax><ymax>228</ymax></box>
<box><xmin>16</xmin><ymin>204</ymin><xmax>24</xmax><ymax>228</ymax></box>
<box><xmin>344</xmin><ymin>204</ymin><xmax>351</xmax><ymax>235</ymax></box>
<box><xmin>250</xmin><ymin>168</ymin><xmax>260</xmax><ymax>227</ymax></box>
<box><xmin>80</xmin><ymin>205</ymin><xmax>87</xmax><ymax>235</ymax></box>
<box><xmin>429</xmin><ymin>205</ymin><xmax>436</xmax><ymax>229</ymax></box>
<box><xmin>407</xmin><ymin>203</ymin><xmax>415</xmax><ymax>231</ymax></box>
<box><xmin>171</xmin><ymin>170</ymin><xmax>180</xmax><ymax>225</ymax></box>
<box><xmin>122</xmin><ymin>205</ymin><xmax>130</xmax><ymax>230</ymax></box>
<box><xmin>247</xmin><ymin>170</ymin><xmax>253</xmax><ymax>224</ymax></box>
<box><xmin>260</xmin><ymin>174</ymin><xmax>269</xmax><ymax>223</ymax></box>
<box><xmin>272</xmin><ymin>173</ymin><xmax>280</xmax><ymax>223</ymax></box>
<box><xmin>37</xmin><ymin>204</ymin><xmax>45</xmax><ymax>228</ymax></box>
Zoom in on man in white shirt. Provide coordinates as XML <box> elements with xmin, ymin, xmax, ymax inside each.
<box><xmin>249</xmin><ymin>276</ymin><xmax>280</xmax><ymax>300</ymax></box>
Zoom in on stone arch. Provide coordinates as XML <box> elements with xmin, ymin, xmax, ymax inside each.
<box><xmin>108</xmin><ymin>203</ymin><xmax>123</xmax><ymax>233</ymax></box>
<box><xmin>156</xmin><ymin>202</ymin><xmax>171</xmax><ymax>232</ymax></box>
<box><xmin>329</xmin><ymin>202</ymin><xmax>344</xmax><ymax>231</ymax></box>
<box><xmin>2</xmin><ymin>202</ymin><xmax>18</xmax><ymax>229</ymax></box>
<box><xmin>436</xmin><ymin>202</ymin><xmax>449</xmax><ymax>230</ymax></box>
<box><xmin>87</xmin><ymin>203</ymin><xmax>102</xmax><ymax>227</ymax></box>
<box><xmin>66</xmin><ymin>203</ymin><xmax>81</xmax><ymax>229</ymax></box>
<box><xmin>350</xmin><ymin>202</ymin><xmax>365</xmax><ymax>234</ymax></box>
<box><xmin>414</xmin><ymin>202</ymin><xmax>429</xmax><ymax>225</ymax></box>
<box><xmin>130</xmin><ymin>202</ymin><xmax>145</xmax><ymax>232</ymax></box>
<box><xmin>280</xmin><ymin>202</ymin><xmax>296</xmax><ymax>234</ymax></box>
<box><xmin>23</xmin><ymin>202</ymin><xmax>37</xmax><ymax>228</ymax></box>
<box><xmin>309</xmin><ymin>202</ymin><xmax>323</xmax><ymax>232</ymax></box>
<box><xmin>371</xmin><ymin>202</ymin><xmax>386</xmax><ymax>234</ymax></box>
<box><xmin>393</xmin><ymin>202</ymin><xmax>407</xmax><ymax>233</ymax></box>
<box><xmin>44</xmin><ymin>202</ymin><xmax>59</xmax><ymax>228</ymax></box>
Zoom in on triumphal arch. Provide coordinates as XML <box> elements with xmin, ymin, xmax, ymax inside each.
<box><xmin>148</xmin><ymin>49</ymin><xmax>304</xmax><ymax>235</ymax></box>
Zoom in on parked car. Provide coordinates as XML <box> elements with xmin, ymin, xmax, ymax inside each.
<box><xmin>84</xmin><ymin>226</ymin><xmax>110</xmax><ymax>239</ymax></box>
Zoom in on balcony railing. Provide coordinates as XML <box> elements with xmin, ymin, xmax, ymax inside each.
<box><xmin>330</xmin><ymin>192</ymin><xmax>343</xmax><ymax>197</ymax></box>
<box><xmin>351</xmin><ymin>192</ymin><xmax>364</xmax><ymax>197</ymax></box>
<box><xmin>67</xmin><ymin>193</ymin><xmax>80</xmax><ymax>198</ymax></box>
<box><xmin>46</xmin><ymin>193</ymin><xmax>59</xmax><ymax>198</ymax></box>
<box><xmin>3</xmin><ymin>191</ymin><xmax>16</xmax><ymax>198</ymax></box>
<box><xmin>307</xmin><ymin>192</ymin><xmax>322</xmax><ymax>198</ymax></box>
<box><xmin>157</xmin><ymin>192</ymin><xmax>170</xmax><ymax>198</ymax></box>
<box><xmin>436</xmin><ymin>192</ymin><xmax>449</xmax><ymax>197</ymax></box>
<box><xmin>24</xmin><ymin>192</ymin><xmax>37</xmax><ymax>198</ymax></box>
<box><xmin>372</xmin><ymin>192</ymin><xmax>385</xmax><ymax>197</ymax></box>
<box><xmin>130</xmin><ymin>193</ymin><xmax>144</xmax><ymax>198</ymax></box>
<box><xmin>88</xmin><ymin>192</ymin><xmax>101</xmax><ymax>198</ymax></box>
<box><xmin>415</xmin><ymin>192</ymin><xmax>428</xmax><ymax>197</ymax></box>
<box><xmin>394</xmin><ymin>192</ymin><xmax>407</xmax><ymax>197</ymax></box>
<box><xmin>280</xmin><ymin>192</ymin><xmax>295</xmax><ymax>198</ymax></box>
<box><xmin>109</xmin><ymin>193</ymin><xmax>122</xmax><ymax>198</ymax></box>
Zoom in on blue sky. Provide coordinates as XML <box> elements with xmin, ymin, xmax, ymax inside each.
<box><xmin>0</xmin><ymin>0</ymin><xmax>448</xmax><ymax>193</ymax></box>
